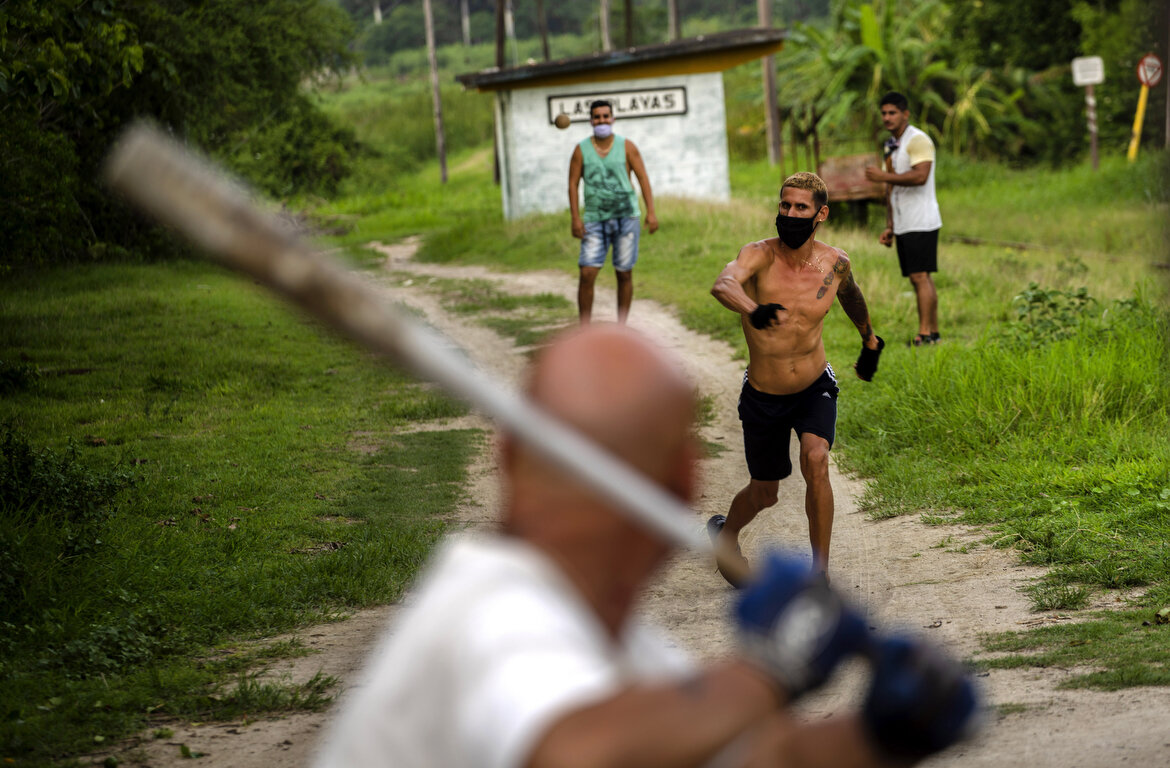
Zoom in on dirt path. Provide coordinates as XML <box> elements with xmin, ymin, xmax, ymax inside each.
<box><xmin>115</xmin><ymin>240</ymin><xmax>1170</xmax><ymax>767</ymax></box>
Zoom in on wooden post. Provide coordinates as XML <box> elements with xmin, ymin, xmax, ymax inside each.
<box><xmin>758</xmin><ymin>0</ymin><xmax>781</xmax><ymax>166</ymax></box>
<box><xmin>811</xmin><ymin>107</ymin><xmax>821</xmax><ymax>172</ymax></box>
<box><xmin>495</xmin><ymin>1</ymin><xmax>506</xmax><ymax>68</ymax></box>
<box><xmin>423</xmin><ymin>0</ymin><xmax>447</xmax><ymax>184</ymax></box>
<box><xmin>600</xmin><ymin>0</ymin><xmax>612</xmax><ymax>51</ymax></box>
<box><xmin>460</xmin><ymin>0</ymin><xmax>470</xmax><ymax>47</ymax></box>
<box><xmin>625</xmin><ymin>0</ymin><xmax>634</xmax><ymax>48</ymax></box>
<box><xmin>536</xmin><ymin>0</ymin><xmax>550</xmax><ymax>60</ymax></box>
<box><xmin>494</xmin><ymin>1</ymin><xmax>504</xmax><ymax>185</ymax></box>
<box><xmin>667</xmin><ymin>0</ymin><xmax>680</xmax><ymax>41</ymax></box>
<box><xmin>789</xmin><ymin>112</ymin><xmax>800</xmax><ymax>173</ymax></box>
<box><xmin>504</xmin><ymin>0</ymin><xmax>516</xmax><ymax>65</ymax></box>
<box><xmin>1086</xmin><ymin>82</ymin><xmax>1099</xmax><ymax>171</ymax></box>
<box><xmin>776</xmin><ymin>108</ymin><xmax>785</xmax><ymax>177</ymax></box>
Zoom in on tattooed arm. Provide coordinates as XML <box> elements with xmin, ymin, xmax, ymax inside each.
<box><xmin>835</xmin><ymin>257</ymin><xmax>880</xmax><ymax>350</ymax></box>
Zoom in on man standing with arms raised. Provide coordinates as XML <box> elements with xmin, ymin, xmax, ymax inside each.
<box><xmin>568</xmin><ymin>100</ymin><xmax>658</xmax><ymax>324</ymax></box>
<box><xmin>708</xmin><ymin>172</ymin><xmax>884</xmax><ymax>585</ymax></box>
<box><xmin>865</xmin><ymin>91</ymin><xmax>943</xmax><ymax>346</ymax></box>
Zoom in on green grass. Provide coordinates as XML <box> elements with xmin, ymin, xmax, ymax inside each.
<box><xmin>0</xmin><ymin>260</ymin><xmax>479</xmax><ymax>763</ymax></box>
<box><xmin>978</xmin><ymin>609</ymin><xmax>1170</xmax><ymax>690</ymax></box>
<box><xmin>940</xmin><ymin>152</ymin><xmax>1169</xmax><ymax>257</ymax></box>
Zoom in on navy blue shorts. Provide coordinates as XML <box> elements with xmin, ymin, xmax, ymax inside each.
<box><xmin>739</xmin><ymin>366</ymin><xmax>839</xmax><ymax>482</ymax></box>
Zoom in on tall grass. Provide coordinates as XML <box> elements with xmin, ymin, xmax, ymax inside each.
<box><xmin>838</xmin><ymin>295</ymin><xmax>1170</xmax><ymax>597</ymax></box>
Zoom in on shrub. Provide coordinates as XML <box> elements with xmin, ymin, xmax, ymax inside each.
<box><xmin>0</xmin><ymin>427</ymin><xmax>133</xmax><ymax>626</ymax></box>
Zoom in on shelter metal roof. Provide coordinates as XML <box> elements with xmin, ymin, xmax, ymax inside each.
<box><xmin>455</xmin><ymin>27</ymin><xmax>786</xmax><ymax>92</ymax></box>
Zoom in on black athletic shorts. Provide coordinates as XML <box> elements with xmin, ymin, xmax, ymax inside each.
<box><xmin>894</xmin><ymin>229</ymin><xmax>939</xmax><ymax>276</ymax></box>
<box><xmin>738</xmin><ymin>366</ymin><xmax>839</xmax><ymax>482</ymax></box>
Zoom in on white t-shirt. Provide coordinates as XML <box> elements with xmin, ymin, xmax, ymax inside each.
<box><xmin>313</xmin><ymin>534</ymin><xmax>695</xmax><ymax>768</ymax></box>
<box><xmin>889</xmin><ymin>124</ymin><xmax>942</xmax><ymax>235</ymax></box>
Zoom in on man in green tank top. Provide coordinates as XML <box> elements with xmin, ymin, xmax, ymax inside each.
<box><xmin>568</xmin><ymin>100</ymin><xmax>658</xmax><ymax>324</ymax></box>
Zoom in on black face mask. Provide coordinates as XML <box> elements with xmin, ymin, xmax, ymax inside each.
<box><xmin>774</xmin><ymin>210</ymin><xmax>821</xmax><ymax>250</ymax></box>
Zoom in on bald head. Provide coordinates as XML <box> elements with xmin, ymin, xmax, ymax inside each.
<box><xmin>527</xmin><ymin>324</ymin><xmax>695</xmax><ymax>486</ymax></box>
<box><xmin>503</xmin><ymin>325</ymin><xmax>698</xmax><ymax>528</ymax></box>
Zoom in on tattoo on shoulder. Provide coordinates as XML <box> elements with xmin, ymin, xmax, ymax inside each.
<box><xmin>817</xmin><ymin>255</ymin><xmax>851</xmax><ymax>299</ymax></box>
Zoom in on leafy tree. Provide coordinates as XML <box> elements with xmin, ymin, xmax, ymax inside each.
<box><xmin>777</xmin><ymin>0</ymin><xmax>1029</xmax><ymax>154</ymax></box>
<box><xmin>949</xmin><ymin>0</ymin><xmax>1082</xmax><ymax>72</ymax></box>
<box><xmin>1</xmin><ymin>0</ymin><xmax>146</xmax><ymax>265</ymax></box>
<box><xmin>1</xmin><ymin>0</ymin><xmax>358</xmax><ymax>269</ymax></box>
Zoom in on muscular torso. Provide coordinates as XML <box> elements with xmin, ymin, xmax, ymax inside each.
<box><xmin>741</xmin><ymin>238</ymin><xmax>849</xmax><ymax>394</ymax></box>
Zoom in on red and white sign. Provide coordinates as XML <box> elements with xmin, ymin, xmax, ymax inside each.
<box><xmin>1137</xmin><ymin>53</ymin><xmax>1163</xmax><ymax>87</ymax></box>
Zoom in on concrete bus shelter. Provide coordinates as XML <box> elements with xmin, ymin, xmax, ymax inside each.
<box><xmin>455</xmin><ymin>28</ymin><xmax>786</xmax><ymax>220</ymax></box>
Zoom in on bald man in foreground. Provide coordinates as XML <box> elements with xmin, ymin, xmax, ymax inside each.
<box><xmin>314</xmin><ymin>325</ymin><xmax>976</xmax><ymax>768</ymax></box>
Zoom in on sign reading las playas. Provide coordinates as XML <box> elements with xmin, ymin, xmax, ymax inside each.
<box><xmin>548</xmin><ymin>87</ymin><xmax>688</xmax><ymax>124</ymax></box>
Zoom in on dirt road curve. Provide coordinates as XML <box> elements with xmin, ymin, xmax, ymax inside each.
<box><xmin>115</xmin><ymin>241</ymin><xmax>1170</xmax><ymax>767</ymax></box>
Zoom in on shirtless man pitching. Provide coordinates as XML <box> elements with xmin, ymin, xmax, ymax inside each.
<box><xmin>708</xmin><ymin>172</ymin><xmax>884</xmax><ymax>585</ymax></box>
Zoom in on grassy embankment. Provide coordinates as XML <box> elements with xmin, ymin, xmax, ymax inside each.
<box><xmin>315</xmin><ymin>64</ymin><xmax>1170</xmax><ymax>690</ymax></box>
<box><xmin>0</xmin><ymin>261</ymin><xmax>480</xmax><ymax>762</ymax></box>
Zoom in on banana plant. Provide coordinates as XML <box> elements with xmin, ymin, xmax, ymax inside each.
<box><xmin>778</xmin><ymin>0</ymin><xmax>1038</xmax><ymax>157</ymax></box>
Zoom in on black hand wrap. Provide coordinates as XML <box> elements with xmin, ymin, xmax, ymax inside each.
<box><xmin>854</xmin><ymin>336</ymin><xmax>884</xmax><ymax>381</ymax></box>
<box><xmin>749</xmin><ymin>303</ymin><xmax>786</xmax><ymax>330</ymax></box>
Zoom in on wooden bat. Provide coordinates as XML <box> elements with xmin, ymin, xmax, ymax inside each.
<box><xmin>103</xmin><ymin>122</ymin><xmax>750</xmax><ymax>585</ymax></box>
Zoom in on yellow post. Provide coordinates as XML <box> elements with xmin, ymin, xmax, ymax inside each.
<box><xmin>1127</xmin><ymin>84</ymin><xmax>1150</xmax><ymax>161</ymax></box>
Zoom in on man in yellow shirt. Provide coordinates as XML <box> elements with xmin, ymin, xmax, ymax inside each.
<box><xmin>865</xmin><ymin>92</ymin><xmax>942</xmax><ymax>347</ymax></box>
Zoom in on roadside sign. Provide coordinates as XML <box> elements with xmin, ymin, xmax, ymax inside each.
<box><xmin>1128</xmin><ymin>54</ymin><xmax>1162</xmax><ymax>161</ymax></box>
<box><xmin>1072</xmin><ymin>56</ymin><xmax>1105</xmax><ymax>86</ymax></box>
<box><xmin>1137</xmin><ymin>53</ymin><xmax>1163</xmax><ymax>87</ymax></box>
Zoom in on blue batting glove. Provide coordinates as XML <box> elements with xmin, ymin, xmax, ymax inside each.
<box><xmin>862</xmin><ymin>635</ymin><xmax>981</xmax><ymax>759</ymax></box>
<box><xmin>735</xmin><ymin>552</ymin><xmax>869</xmax><ymax>699</ymax></box>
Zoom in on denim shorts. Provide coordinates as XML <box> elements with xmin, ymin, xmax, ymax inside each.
<box><xmin>579</xmin><ymin>217</ymin><xmax>641</xmax><ymax>271</ymax></box>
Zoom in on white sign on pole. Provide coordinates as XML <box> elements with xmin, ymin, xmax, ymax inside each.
<box><xmin>1137</xmin><ymin>53</ymin><xmax>1163</xmax><ymax>87</ymax></box>
<box><xmin>1072</xmin><ymin>56</ymin><xmax>1105</xmax><ymax>86</ymax></box>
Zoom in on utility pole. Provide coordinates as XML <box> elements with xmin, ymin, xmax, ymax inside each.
<box><xmin>504</xmin><ymin>0</ymin><xmax>517</xmax><ymax>66</ymax></box>
<box><xmin>423</xmin><ymin>0</ymin><xmax>447</xmax><ymax>183</ymax></box>
<box><xmin>460</xmin><ymin>0</ymin><xmax>471</xmax><ymax>47</ymax></box>
<box><xmin>600</xmin><ymin>0</ymin><xmax>612</xmax><ymax>51</ymax></box>
<box><xmin>493</xmin><ymin>0</ymin><xmax>505</xmax><ymax>184</ymax></box>
<box><xmin>495</xmin><ymin>1</ymin><xmax>506</xmax><ymax>68</ymax></box>
<box><xmin>625</xmin><ymin>0</ymin><xmax>634</xmax><ymax>48</ymax></box>
<box><xmin>758</xmin><ymin>0</ymin><xmax>782</xmax><ymax>166</ymax></box>
<box><xmin>667</xmin><ymin>0</ymin><xmax>680</xmax><ymax>41</ymax></box>
<box><xmin>536</xmin><ymin>0</ymin><xmax>550</xmax><ymax>60</ymax></box>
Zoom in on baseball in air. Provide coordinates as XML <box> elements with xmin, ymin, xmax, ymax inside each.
<box><xmin>554</xmin><ymin>113</ymin><xmax>571</xmax><ymax>130</ymax></box>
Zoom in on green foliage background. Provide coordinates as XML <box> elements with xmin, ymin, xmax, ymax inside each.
<box><xmin>1</xmin><ymin>0</ymin><xmax>358</xmax><ymax>268</ymax></box>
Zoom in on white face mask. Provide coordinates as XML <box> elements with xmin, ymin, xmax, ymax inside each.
<box><xmin>593</xmin><ymin>123</ymin><xmax>613</xmax><ymax>139</ymax></box>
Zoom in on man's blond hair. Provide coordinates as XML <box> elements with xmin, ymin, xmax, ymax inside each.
<box><xmin>780</xmin><ymin>172</ymin><xmax>828</xmax><ymax>211</ymax></box>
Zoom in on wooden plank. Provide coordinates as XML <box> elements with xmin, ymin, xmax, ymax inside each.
<box><xmin>818</xmin><ymin>153</ymin><xmax>884</xmax><ymax>202</ymax></box>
